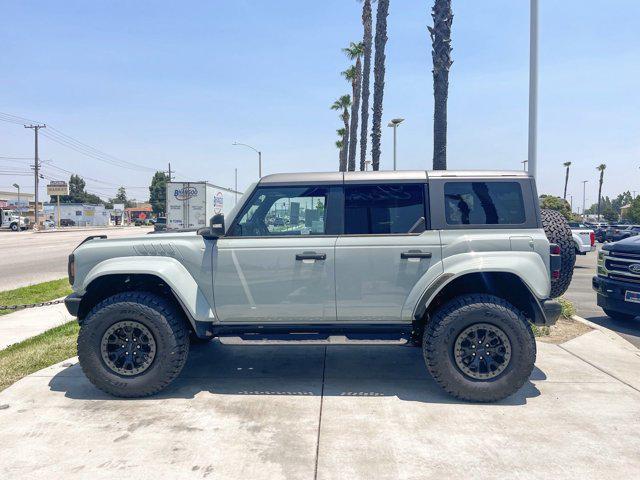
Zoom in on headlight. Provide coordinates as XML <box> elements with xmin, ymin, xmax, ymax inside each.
<box><xmin>597</xmin><ymin>251</ymin><xmax>605</xmax><ymax>265</ymax></box>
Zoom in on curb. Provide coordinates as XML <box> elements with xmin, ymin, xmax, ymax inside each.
<box><xmin>571</xmin><ymin>314</ymin><xmax>640</xmax><ymax>352</ymax></box>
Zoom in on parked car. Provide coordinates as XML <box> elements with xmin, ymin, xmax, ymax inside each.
<box><xmin>593</xmin><ymin>235</ymin><xmax>640</xmax><ymax>321</ymax></box>
<box><xmin>606</xmin><ymin>225</ymin><xmax>640</xmax><ymax>242</ymax></box>
<box><xmin>568</xmin><ymin>222</ymin><xmax>595</xmax><ymax>255</ymax></box>
<box><xmin>65</xmin><ymin>170</ymin><xmax>571</xmax><ymax>402</ymax></box>
<box><xmin>60</xmin><ymin>218</ymin><xmax>76</xmax><ymax>227</ymax></box>
<box><xmin>595</xmin><ymin>224</ymin><xmax>609</xmax><ymax>243</ymax></box>
<box><xmin>154</xmin><ymin>217</ymin><xmax>167</xmax><ymax>232</ymax></box>
<box><xmin>41</xmin><ymin>219</ymin><xmax>56</xmax><ymax>229</ymax></box>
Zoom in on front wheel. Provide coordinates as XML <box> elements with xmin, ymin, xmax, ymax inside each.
<box><xmin>77</xmin><ymin>291</ymin><xmax>190</xmax><ymax>398</ymax></box>
<box><xmin>10</xmin><ymin>223</ymin><xmax>19</xmax><ymax>231</ymax></box>
<box><xmin>423</xmin><ymin>294</ymin><xmax>536</xmax><ymax>402</ymax></box>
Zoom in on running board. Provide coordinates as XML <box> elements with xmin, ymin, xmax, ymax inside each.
<box><xmin>219</xmin><ymin>335</ymin><xmax>409</xmax><ymax>346</ymax></box>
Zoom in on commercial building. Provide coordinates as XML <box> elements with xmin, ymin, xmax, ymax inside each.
<box><xmin>43</xmin><ymin>203</ymin><xmax>111</xmax><ymax>227</ymax></box>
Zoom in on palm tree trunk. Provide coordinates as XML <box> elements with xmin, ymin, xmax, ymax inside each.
<box><xmin>359</xmin><ymin>0</ymin><xmax>373</xmax><ymax>171</ymax></box>
<box><xmin>348</xmin><ymin>57</ymin><xmax>362</xmax><ymax>171</ymax></box>
<box><xmin>340</xmin><ymin>110</ymin><xmax>350</xmax><ymax>172</ymax></box>
<box><xmin>371</xmin><ymin>0</ymin><xmax>390</xmax><ymax>171</ymax></box>
<box><xmin>563</xmin><ymin>166</ymin><xmax>570</xmax><ymax>200</ymax></box>
<box><xmin>597</xmin><ymin>173</ymin><xmax>604</xmax><ymax>220</ymax></box>
<box><xmin>429</xmin><ymin>0</ymin><xmax>453</xmax><ymax>170</ymax></box>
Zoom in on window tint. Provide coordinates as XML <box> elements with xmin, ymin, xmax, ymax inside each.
<box><xmin>444</xmin><ymin>182</ymin><xmax>525</xmax><ymax>225</ymax></box>
<box><xmin>344</xmin><ymin>184</ymin><xmax>426</xmax><ymax>234</ymax></box>
<box><xmin>231</xmin><ymin>186</ymin><xmax>328</xmax><ymax>236</ymax></box>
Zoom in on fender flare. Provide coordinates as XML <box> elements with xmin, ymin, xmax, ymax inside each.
<box><xmin>408</xmin><ymin>252</ymin><xmax>550</xmax><ymax>322</ymax></box>
<box><xmin>81</xmin><ymin>256</ymin><xmax>215</xmax><ymax>325</ymax></box>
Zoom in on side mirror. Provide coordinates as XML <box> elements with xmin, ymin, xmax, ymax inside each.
<box><xmin>198</xmin><ymin>214</ymin><xmax>225</xmax><ymax>240</ymax></box>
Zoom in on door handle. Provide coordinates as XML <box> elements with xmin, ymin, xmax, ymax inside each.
<box><xmin>296</xmin><ymin>252</ymin><xmax>327</xmax><ymax>261</ymax></box>
<box><xmin>401</xmin><ymin>250</ymin><xmax>432</xmax><ymax>259</ymax></box>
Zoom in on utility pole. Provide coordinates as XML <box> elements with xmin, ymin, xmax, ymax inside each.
<box><xmin>166</xmin><ymin>162</ymin><xmax>173</xmax><ymax>181</ymax></box>
<box><xmin>24</xmin><ymin>124</ymin><xmax>46</xmax><ymax>228</ymax></box>
<box><xmin>521</xmin><ymin>160</ymin><xmax>528</xmax><ymax>171</ymax></box>
<box><xmin>527</xmin><ymin>0</ymin><xmax>539</xmax><ymax>179</ymax></box>
<box><xmin>581</xmin><ymin>180</ymin><xmax>588</xmax><ymax>220</ymax></box>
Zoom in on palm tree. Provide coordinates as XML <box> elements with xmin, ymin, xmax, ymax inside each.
<box><xmin>428</xmin><ymin>0</ymin><xmax>453</xmax><ymax>170</ymax></box>
<box><xmin>597</xmin><ymin>163</ymin><xmax>606</xmax><ymax>220</ymax></box>
<box><xmin>335</xmin><ymin>140</ymin><xmax>344</xmax><ymax>169</ymax></box>
<box><xmin>563</xmin><ymin>161</ymin><xmax>571</xmax><ymax>200</ymax></box>
<box><xmin>343</xmin><ymin>42</ymin><xmax>365</xmax><ymax>172</ymax></box>
<box><xmin>336</xmin><ymin>128</ymin><xmax>346</xmax><ymax>167</ymax></box>
<box><xmin>371</xmin><ymin>0</ymin><xmax>390</xmax><ymax>171</ymax></box>
<box><xmin>331</xmin><ymin>95</ymin><xmax>352</xmax><ymax>172</ymax></box>
<box><xmin>359</xmin><ymin>0</ymin><xmax>373</xmax><ymax>171</ymax></box>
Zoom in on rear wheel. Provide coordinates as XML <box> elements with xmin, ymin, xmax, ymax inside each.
<box><xmin>603</xmin><ymin>309</ymin><xmax>637</xmax><ymax>322</ymax></box>
<box><xmin>423</xmin><ymin>294</ymin><xmax>536</xmax><ymax>402</ymax></box>
<box><xmin>77</xmin><ymin>291</ymin><xmax>190</xmax><ymax>397</ymax></box>
<box><xmin>541</xmin><ymin>208</ymin><xmax>575</xmax><ymax>297</ymax></box>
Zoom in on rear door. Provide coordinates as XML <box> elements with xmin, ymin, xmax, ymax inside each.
<box><xmin>334</xmin><ymin>182</ymin><xmax>443</xmax><ymax>323</ymax></box>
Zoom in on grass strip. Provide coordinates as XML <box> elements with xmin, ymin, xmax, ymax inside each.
<box><xmin>0</xmin><ymin>321</ymin><xmax>79</xmax><ymax>392</ymax></box>
<box><xmin>0</xmin><ymin>279</ymin><xmax>72</xmax><ymax>317</ymax></box>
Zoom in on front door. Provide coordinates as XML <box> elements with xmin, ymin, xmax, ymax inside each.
<box><xmin>213</xmin><ymin>185</ymin><xmax>340</xmax><ymax>324</ymax></box>
<box><xmin>335</xmin><ymin>183</ymin><xmax>443</xmax><ymax>323</ymax></box>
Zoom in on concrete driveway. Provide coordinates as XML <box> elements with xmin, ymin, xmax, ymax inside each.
<box><xmin>1</xmin><ymin>334</ymin><xmax>640</xmax><ymax>479</ymax></box>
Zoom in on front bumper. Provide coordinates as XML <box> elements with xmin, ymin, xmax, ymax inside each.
<box><xmin>592</xmin><ymin>275</ymin><xmax>640</xmax><ymax>317</ymax></box>
<box><xmin>64</xmin><ymin>293</ymin><xmax>82</xmax><ymax>317</ymax></box>
<box><xmin>540</xmin><ymin>298</ymin><xmax>562</xmax><ymax>326</ymax></box>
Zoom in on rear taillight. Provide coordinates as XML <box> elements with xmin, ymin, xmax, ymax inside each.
<box><xmin>590</xmin><ymin>231</ymin><xmax>595</xmax><ymax>246</ymax></box>
<box><xmin>549</xmin><ymin>244</ymin><xmax>561</xmax><ymax>280</ymax></box>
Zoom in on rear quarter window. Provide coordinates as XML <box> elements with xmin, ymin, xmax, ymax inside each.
<box><xmin>444</xmin><ymin>181</ymin><xmax>526</xmax><ymax>225</ymax></box>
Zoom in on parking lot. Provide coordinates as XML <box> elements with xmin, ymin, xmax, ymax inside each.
<box><xmin>564</xmin><ymin>249</ymin><xmax>640</xmax><ymax>348</ymax></box>
<box><xmin>0</xmin><ymin>227</ymin><xmax>151</xmax><ymax>291</ymax></box>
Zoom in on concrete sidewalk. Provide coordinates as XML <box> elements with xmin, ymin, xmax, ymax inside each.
<box><xmin>0</xmin><ymin>302</ymin><xmax>73</xmax><ymax>349</ymax></box>
<box><xmin>1</xmin><ymin>330</ymin><xmax>639</xmax><ymax>479</ymax></box>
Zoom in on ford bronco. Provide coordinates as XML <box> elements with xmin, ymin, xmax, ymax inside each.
<box><xmin>65</xmin><ymin>171</ymin><xmax>570</xmax><ymax>402</ymax></box>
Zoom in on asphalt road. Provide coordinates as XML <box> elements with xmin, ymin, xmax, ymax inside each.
<box><xmin>564</xmin><ymin>248</ymin><xmax>640</xmax><ymax>348</ymax></box>
<box><xmin>0</xmin><ymin>227</ymin><xmax>151</xmax><ymax>291</ymax></box>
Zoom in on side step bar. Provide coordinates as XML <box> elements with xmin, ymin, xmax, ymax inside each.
<box><xmin>212</xmin><ymin>324</ymin><xmax>412</xmax><ymax>345</ymax></box>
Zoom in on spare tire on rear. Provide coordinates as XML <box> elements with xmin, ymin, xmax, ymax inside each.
<box><xmin>541</xmin><ymin>208</ymin><xmax>575</xmax><ymax>297</ymax></box>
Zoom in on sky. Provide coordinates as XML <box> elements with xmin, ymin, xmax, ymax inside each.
<box><xmin>1</xmin><ymin>0</ymin><xmax>639</xmax><ymax>211</ymax></box>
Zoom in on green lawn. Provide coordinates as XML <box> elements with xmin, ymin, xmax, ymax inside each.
<box><xmin>0</xmin><ymin>279</ymin><xmax>72</xmax><ymax>317</ymax></box>
<box><xmin>0</xmin><ymin>321</ymin><xmax>79</xmax><ymax>392</ymax></box>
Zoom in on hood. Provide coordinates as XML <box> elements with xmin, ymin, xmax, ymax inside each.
<box><xmin>603</xmin><ymin>235</ymin><xmax>640</xmax><ymax>253</ymax></box>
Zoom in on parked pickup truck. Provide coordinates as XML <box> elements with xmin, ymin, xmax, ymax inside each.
<box><xmin>65</xmin><ymin>170</ymin><xmax>571</xmax><ymax>402</ymax></box>
<box><xmin>593</xmin><ymin>235</ymin><xmax>640</xmax><ymax>321</ymax></box>
<box><xmin>568</xmin><ymin>222</ymin><xmax>596</xmax><ymax>255</ymax></box>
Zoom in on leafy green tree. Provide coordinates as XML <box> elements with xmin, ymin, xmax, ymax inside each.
<box><xmin>149</xmin><ymin>171</ymin><xmax>169</xmax><ymax>215</ymax></box>
<box><xmin>612</xmin><ymin>191</ymin><xmax>633</xmax><ymax>215</ymax></box>
<box><xmin>625</xmin><ymin>196</ymin><xmax>640</xmax><ymax>223</ymax></box>
<box><xmin>429</xmin><ymin>0</ymin><xmax>454</xmax><ymax>170</ymax></box>
<box><xmin>602</xmin><ymin>205</ymin><xmax>618</xmax><ymax>223</ymax></box>
<box><xmin>539</xmin><ymin>195</ymin><xmax>572</xmax><ymax>220</ymax></box>
<box><xmin>53</xmin><ymin>174</ymin><xmax>103</xmax><ymax>205</ymax></box>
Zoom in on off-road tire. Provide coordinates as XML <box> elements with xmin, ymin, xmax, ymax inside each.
<box><xmin>541</xmin><ymin>208</ymin><xmax>575</xmax><ymax>297</ymax></box>
<box><xmin>77</xmin><ymin>291</ymin><xmax>190</xmax><ymax>398</ymax></box>
<box><xmin>603</xmin><ymin>309</ymin><xmax>637</xmax><ymax>322</ymax></box>
<box><xmin>423</xmin><ymin>294</ymin><xmax>536</xmax><ymax>402</ymax></box>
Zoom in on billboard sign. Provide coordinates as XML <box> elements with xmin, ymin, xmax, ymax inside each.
<box><xmin>47</xmin><ymin>181</ymin><xmax>69</xmax><ymax>196</ymax></box>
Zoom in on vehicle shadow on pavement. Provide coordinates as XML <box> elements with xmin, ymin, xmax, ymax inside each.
<box><xmin>48</xmin><ymin>341</ymin><xmax>543</xmax><ymax>406</ymax></box>
<box><xmin>584</xmin><ymin>314</ymin><xmax>640</xmax><ymax>338</ymax></box>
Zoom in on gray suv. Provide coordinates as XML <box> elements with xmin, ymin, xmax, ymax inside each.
<box><xmin>65</xmin><ymin>170</ymin><xmax>565</xmax><ymax>402</ymax></box>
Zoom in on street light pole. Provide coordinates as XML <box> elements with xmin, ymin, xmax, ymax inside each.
<box><xmin>233</xmin><ymin>142</ymin><xmax>262</xmax><ymax>178</ymax></box>
<box><xmin>521</xmin><ymin>160</ymin><xmax>528</xmax><ymax>171</ymax></box>
<box><xmin>581</xmin><ymin>180</ymin><xmax>588</xmax><ymax>220</ymax></box>
<box><xmin>387</xmin><ymin>118</ymin><xmax>404</xmax><ymax>171</ymax></box>
<box><xmin>527</xmin><ymin>0</ymin><xmax>539</xmax><ymax>179</ymax></box>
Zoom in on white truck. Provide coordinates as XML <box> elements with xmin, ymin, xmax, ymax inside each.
<box><xmin>568</xmin><ymin>222</ymin><xmax>596</xmax><ymax>255</ymax></box>
<box><xmin>165</xmin><ymin>181</ymin><xmax>241</xmax><ymax>230</ymax></box>
<box><xmin>0</xmin><ymin>208</ymin><xmax>29</xmax><ymax>231</ymax></box>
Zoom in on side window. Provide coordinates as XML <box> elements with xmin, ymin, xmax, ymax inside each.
<box><xmin>231</xmin><ymin>186</ymin><xmax>328</xmax><ymax>236</ymax></box>
<box><xmin>344</xmin><ymin>184</ymin><xmax>426</xmax><ymax>235</ymax></box>
<box><xmin>444</xmin><ymin>181</ymin><xmax>525</xmax><ymax>225</ymax></box>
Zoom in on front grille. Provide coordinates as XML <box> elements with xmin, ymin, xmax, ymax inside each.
<box><xmin>609</xmin><ymin>251</ymin><xmax>640</xmax><ymax>260</ymax></box>
<box><xmin>609</xmin><ymin>274</ymin><xmax>640</xmax><ymax>284</ymax></box>
<box><xmin>605</xmin><ymin>259</ymin><xmax>640</xmax><ymax>273</ymax></box>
